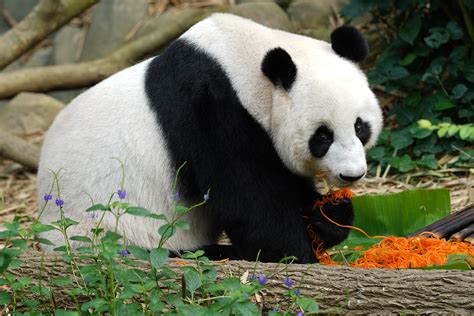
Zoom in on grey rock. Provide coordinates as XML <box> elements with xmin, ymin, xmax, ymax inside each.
<box><xmin>80</xmin><ymin>0</ymin><xmax>149</xmax><ymax>61</ymax></box>
<box><xmin>53</xmin><ymin>25</ymin><xmax>85</xmax><ymax>64</ymax></box>
<box><xmin>0</xmin><ymin>0</ymin><xmax>37</xmax><ymax>22</ymax></box>
<box><xmin>49</xmin><ymin>89</ymin><xmax>86</xmax><ymax>104</ymax></box>
<box><xmin>3</xmin><ymin>46</ymin><xmax>53</xmax><ymax>73</ymax></box>
<box><xmin>287</xmin><ymin>0</ymin><xmax>348</xmax><ymax>32</ymax></box>
<box><xmin>230</xmin><ymin>2</ymin><xmax>294</xmax><ymax>32</ymax></box>
<box><xmin>0</xmin><ymin>92</ymin><xmax>64</xmax><ymax>136</ymax></box>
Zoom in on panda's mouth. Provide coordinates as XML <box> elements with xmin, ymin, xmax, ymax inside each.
<box><xmin>313</xmin><ymin>171</ymin><xmax>362</xmax><ymax>194</ymax></box>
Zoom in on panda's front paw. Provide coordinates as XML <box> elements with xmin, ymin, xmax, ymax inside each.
<box><xmin>309</xmin><ymin>198</ymin><xmax>354</xmax><ymax>249</ymax></box>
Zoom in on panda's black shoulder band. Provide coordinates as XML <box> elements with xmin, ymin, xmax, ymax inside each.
<box><xmin>331</xmin><ymin>25</ymin><xmax>368</xmax><ymax>63</ymax></box>
<box><xmin>261</xmin><ymin>47</ymin><xmax>297</xmax><ymax>91</ymax></box>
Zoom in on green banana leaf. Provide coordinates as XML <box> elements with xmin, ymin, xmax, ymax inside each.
<box><xmin>328</xmin><ymin>188</ymin><xmax>471</xmax><ymax>269</ymax></box>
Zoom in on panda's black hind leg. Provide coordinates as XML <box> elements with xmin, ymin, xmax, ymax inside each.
<box><xmin>200</xmin><ymin>244</ymin><xmax>241</xmax><ymax>260</ymax></box>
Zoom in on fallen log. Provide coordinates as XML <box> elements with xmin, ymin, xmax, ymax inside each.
<box><xmin>0</xmin><ymin>7</ymin><xmax>225</xmax><ymax>99</ymax></box>
<box><xmin>8</xmin><ymin>250</ymin><xmax>474</xmax><ymax>313</ymax></box>
<box><xmin>0</xmin><ymin>0</ymin><xmax>98</xmax><ymax>70</ymax></box>
<box><xmin>0</xmin><ymin>130</ymin><xmax>40</xmax><ymax>170</ymax></box>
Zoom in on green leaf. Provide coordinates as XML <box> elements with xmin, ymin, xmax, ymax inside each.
<box><xmin>451</xmin><ymin>84</ymin><xmax>467</xmax><ymax>99</ymax></box>
<box><xmin>125</xmin><ymin>207</ymin><xmax>152</xmax><ymax>217</ymax></box>
<box><xmin>85</xmin><ymin>204</ymin><xmax>110</xmax><ymax>212</ymax></box>
<box><xmin>148</xmin><ymin>213</ymin><xmax>167</xmax><ymax>221</ymax></box>
<box><xmin>36</xmin><ymin>237</ymin><xmax>55</xmax><ymax>246</ymax></box>
<box><xmin>418</xmin><ymin>154</ymin><xmax>438</xmax><ymax>169</ymax></box>
<box><xmin>399</xmin><ymin>53</ymin><xmax>417</xmax><ymax>66</ymax></box>
<box><xmin>174</xmin><ymin>205</ymin><xmax>189</xmax><ymax>214</ymax></box>
<box><xmin>150</xmin><ymin>248</ymin><xmax>169</xmax><ymax>268</ymax></box>
<box><xmin>367</xmin><ymin>146</ymin><xmax>386</xmax><ymax>160</ymax></box>
<box><xmin>184</xmin><ymin>268</ymin><xmax>202</xmax><ymax>295</ymax></box>
<box><xmin>410</xmin><ymin>125</ymin><xmax>433</xmax><ymax>139</ymax></box>
<box><xmin>446</xmin><ymin>21</ymin><xmax>463</xmax><ymax>40</ymax></box>
<box><xmin>182</xmin><ymin>249</ymin><xmax>205</xmax><ymax>259</ymax></box>
<box><xmin>158</xmin><ymin>224</ymin><xmax>176</xmax><ymax>240</ymax></box>
<box><xmin>399</xmin><ymin>15</ymin><xmax>421</xmax><ymax>45</ymax></box>
<box><xmin>459</xmin><ymin>125</ymin><xmax>474</xmax><ymax>140</ymax></box>
<box><xmin>349</xmin><ymin>188</ymin><xmax>450</xmax><ymax>238</ymax></box>
<box><xmin>434</xmin><ymin>100</ymin><xmax>455</xmax><ymax>111</ymax></box>
<box><xmin>298</xmin><ymin>297</ymin><xmax>319</xmax><ymax>313</ymax></box>
<box><xmin>51</xmin><ymin>277</ymin><xmax>73</xmax><ymax>286</ymax></box>
<box><xmin>386</xmin><ymin>66</ymin><xmax>409</xmax><ymax>80</ymax></box>
<box><xmin>175</xmin><ymin>220</ymin><xmax>190</xmax><ymax>230</ymax></box>
<box><xmin>463</xmin><ymin>58</ymin><xmax>474</xmax><ymax>83</ymax></box>
<box><xmin>391</xmin><ymin>129</ymin><xmax>414</xmax><ymax>149</ymax></box>
<box><xmin>81</xmin><ymin>298</ymin><xmax>108</xmax><ymax>312</ymax></box>
<box><xmin>0</xmin><ymin>291</ymin><xmax>12</xmax><ymax>305</ymax></box>
<box><xmin>424</xmin><ymin>28</ymin><xmax>450</xmax><ymax>48</ymax></box>
<box><xmin>70</xmin><ymin>236</ymin><xmax>92</xmax><ymax>243</ymax></box>
<box><xmin>449</xmin><ymin>46</ymin><xmax>467</xmax><ymax>60</ymax></box>
<box><xmin>30</xmin><ymin>222</ymin><xmax>56</xmax><ymax>233</ymax></box>
<box><xmin>127</xmin><ymin>245</ymin><xmax>150</xmax><ymax>261</ymax></box>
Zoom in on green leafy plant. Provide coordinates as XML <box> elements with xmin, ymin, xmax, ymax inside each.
<box><xmin>342</xmin><ymin>0</ymin><xmax>474</xmax><ymax>173</ymax></box>
<box><xmin>0</xmin><ymin>162</ymin><xmax>319</xmax><ymax>315</ymax></box>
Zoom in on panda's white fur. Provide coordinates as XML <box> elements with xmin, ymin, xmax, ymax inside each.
<box><xmin>37</xmin><ymin>13</ymin><xmax>382</xmax><ymax>255</ymax></box>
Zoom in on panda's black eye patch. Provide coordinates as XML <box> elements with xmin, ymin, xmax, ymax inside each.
<box><xmin>355</xmin><ymin>117</ymin><xmax>371</xmax><ymax>145</ymax></box>
<box><xmin>309</xmin><ymin>125</ymin><xmax>334</xmax><ymax>158</ymax></box>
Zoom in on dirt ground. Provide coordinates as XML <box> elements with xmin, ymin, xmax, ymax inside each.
<box><xmin>1</xmin><ymin>156</ymin><xmax>472</xmax><ymax>229</ymax></box>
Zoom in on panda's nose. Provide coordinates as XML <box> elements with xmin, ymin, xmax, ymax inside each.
<box><xmin>339</xmin><ymin>173</ymin><xmax>365</xmax><ymax>182</ymax></box>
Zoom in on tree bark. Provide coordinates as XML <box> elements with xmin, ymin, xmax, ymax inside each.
<box><xmin>0</xmin><ymin>0</ymin><xmax>98</xmax><ymax>71</ymax></box>
<box><xmin>0</xmin><ymin>130</ymin><xmax>40</xmax><ymax>169</ymax></box>
<box><xmin>0</xmin><ymin>7</ymin><xmax>224</xmax><ymax>99</ymax></box>
<box><xmin>10</xmin><ymin>251</ymin><xmax>474</xmax><ymax>313</ymax></box>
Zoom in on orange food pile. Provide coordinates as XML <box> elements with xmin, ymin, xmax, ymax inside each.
<box><xmin>351</xmin><ymin>235</ymin><xmax>474</xmax><ymax>269</ymax></box>
<box><xmin>311</xmin><ymin>189</ymin><xmax>474</xmax><ymax>269</ymax></box>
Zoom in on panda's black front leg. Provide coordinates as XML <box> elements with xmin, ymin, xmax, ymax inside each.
<box><xmin>307</xmin><ymin>198</ymin><xmax>354</xmax><ymax>250</ymax></box>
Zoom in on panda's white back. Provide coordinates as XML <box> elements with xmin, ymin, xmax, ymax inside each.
<box><xmin>37</xmin><ymin>59</ymin><xmax>214</xmax><ymax>251</ymax></box>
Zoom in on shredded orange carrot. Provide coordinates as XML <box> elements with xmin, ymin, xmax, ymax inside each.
<box><xmin>352</xmin><ymin>235</ymin><xmax>474</xmax><ymax>269</ymax></box>
<box><xmin>309</xmin><ymin>189</ymin><xmax>474</xmax><ymax>269</ymax></box>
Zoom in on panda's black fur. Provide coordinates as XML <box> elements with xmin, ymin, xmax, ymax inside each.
<box><xmin>145</xmin><ymin>39</ymin><xmax>354</xmax><ymax>263</ymax></box>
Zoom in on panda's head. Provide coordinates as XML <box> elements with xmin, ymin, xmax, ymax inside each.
<box><xmin>262</xmin><ymin>26</ymin><xmax>382</xmax><ymax>187</ymax></box>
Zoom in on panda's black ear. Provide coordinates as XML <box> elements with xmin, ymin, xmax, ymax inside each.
<box><xmin>261</xmin><ymin>48</ymin><xmax>297</xmax><ymax>91</ymax></box>
<box><xmin>331</xmin><ymin>25</ymin><xmax>368</xmax><ymax>63</ymax></box>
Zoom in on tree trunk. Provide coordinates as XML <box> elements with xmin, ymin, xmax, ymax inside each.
<box><xmin>0</xmin><ymin>0</ymin><xmax>98</xmax><ymax>70</ymax></box>
<box><xmin>0</xmin><ymin>7</ymin><xmax>224</xmax><ymax>99</ymax></box>
<box><xmin>10</xmin><ymin>251</ymin><xmax>474</xmax><ymax>313</ymax></box>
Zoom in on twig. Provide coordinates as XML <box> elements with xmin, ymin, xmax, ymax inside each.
<box><xmin>0</xmin><ymin>0</ymin><xmax>99</xmax><ymax>70</ymax></box>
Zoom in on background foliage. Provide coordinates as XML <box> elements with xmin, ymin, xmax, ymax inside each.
<box><xmin>342</xmin><ymin>0</ymin><xmax>474</xmax><ymax>173</ymax></box>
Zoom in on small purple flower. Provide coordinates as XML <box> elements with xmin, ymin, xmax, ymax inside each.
<box><xmin>55</xmin><ymin>198</ymin><xmax>64</xmax><ymax>207</ymax></box>
<box><xmin>293</xmin><ymin>288</ymin><xmax>301</xmax><ymax>297</ymax></box>
<box><xmin>296</xmin><ymin>312</ymin><xmax>304</xmax><ymax>316</ymax></box>
<box><xmin>90</xmin><ymin>212</ymin><xmax>99</xmax><ymax>220</ymax></box>
<box><xmin>117</xmin><ymin>189</ymin><xmax>126</xmax><ymax>200</ymax></box>
<box><xmin>120</xmin><ymin>249</ymin><xmax>129</xmax><ymax>257</ymax></box>
<box><xmin>203</xmin><ymin>193</ymin><xmax>209</xmax><ymax>201</ymax></box>
<box><xmin>283</xmin><ymin>277</ymin><xmax>294</xmax><ymax>288</ymax></box>
<box><xmin>43</xmin><ymin>193</ymin><xmax>53</xmax><ymax>201</ymax></box>
<box><xmin>257</xmin><ymin>275</ymin><xmax>268</xmax><ymax>286</ymax></box>
<box><xmin>172</xmin><ymin>191</ymin><xmax>180</xmax><ymax>202</ymax></box>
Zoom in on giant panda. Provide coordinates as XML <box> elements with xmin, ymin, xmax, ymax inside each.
<box><xmin>37</xmin><ymin>13</ymin><xmax>383</xmax><ymax>263</ymax></box>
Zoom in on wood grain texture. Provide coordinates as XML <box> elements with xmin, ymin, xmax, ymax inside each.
<box><xmin>10</xmin><ymin>250</ymin><xmax>474</xmax><ymax>313</ymax></box>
